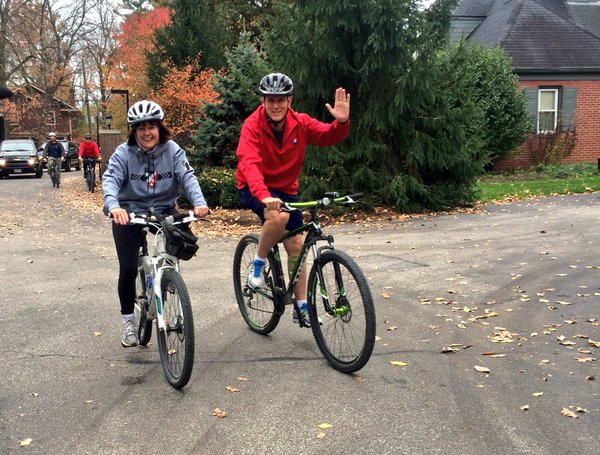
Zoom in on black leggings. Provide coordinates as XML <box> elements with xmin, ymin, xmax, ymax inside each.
<box><xmin>112</xmin><ymin>223</ymin><xmax>145</xmax><ymax>315</ymax></box>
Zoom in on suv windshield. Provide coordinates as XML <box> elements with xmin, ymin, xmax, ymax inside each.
<box><xmin>1</xmin><ymin>142</ymin><xmax>35</xmax><ymax>152</ymax></box>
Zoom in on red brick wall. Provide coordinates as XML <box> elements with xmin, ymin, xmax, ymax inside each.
<box><xmin>493</xmin><ymin>79</ymin><xmax>600</xmax><ymax>171</ymax></box>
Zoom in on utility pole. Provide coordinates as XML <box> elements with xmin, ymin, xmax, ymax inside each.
<box><xmin>81</xmin><ymin>58</ymin><xmax>92</xmax><ymax>135</ymax></box>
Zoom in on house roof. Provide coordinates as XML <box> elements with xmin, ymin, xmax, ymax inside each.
<box><xmin>454</xmin><ymin>0</ymin><xmax>600</xmax><ymax>74</ymax></box>
<box><xmin>26</xmin><ymin>84</ymin><xmax>78</xmax><ymax>111</ymax></box>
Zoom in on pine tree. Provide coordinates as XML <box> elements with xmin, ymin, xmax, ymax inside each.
<box><xmin>191</xmin><ymin>32</ymin><xmax>270</xmax><ymax>168</ymax></box>
<box><xmin>261</xmin><ymin>0</ymin><xmax>497</xmax><ymax>211</ymax></box>
<box><xmin>147</xmin><ymin>0</ymin><xmax>231</xmax><ymax>89</ymax></box>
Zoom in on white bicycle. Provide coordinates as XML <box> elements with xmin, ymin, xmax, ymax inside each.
<box><xmin>129</xmin><ymin>211</ymin><xmax>201</xmax><ymax>389</ymax></box>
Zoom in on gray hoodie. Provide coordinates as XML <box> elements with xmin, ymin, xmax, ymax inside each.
<box><xmin>102</xmin><ymin>140</ymin><xmax>207</xmax><ymax>215</ymax></box>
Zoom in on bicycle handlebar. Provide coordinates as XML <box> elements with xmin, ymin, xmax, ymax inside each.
<box><xmin>128</xmin><ymin>211</ymin><xmax>198</xmax><ymax>226</ymax></box>
<box><xmin>283</xmin><ymin>192</ymin><xmax>364</xmax><ymax>211</ymax></box>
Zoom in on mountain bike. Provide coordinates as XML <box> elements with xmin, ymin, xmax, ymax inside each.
<box><xmin>233</xmin><ymin>192</ymin><xmax>376</xmax><ymax>373</ymax></box>
<box><xmin>82</xmin><ymin>158</ymin><xmax>97</xmax><ymax>192</ymax></box>
<box><xmin>129</xmin><ymin>211</ymin><xmax>202</xmax><ymax>389</ymax></box>
<box><xmin>47</xmin><ymin>157</ymin><xmax>61</xmax><ymax>188</ymax></box>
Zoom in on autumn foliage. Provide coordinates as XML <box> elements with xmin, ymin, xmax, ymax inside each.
<box><xmin>151</xmin><ymin>61</ymin><xmax>218</xmax><ymax>142</ymax></box>
<box><xmin>109</xmin><ymin>7</ymin><xmax>173</xmax><ymax>99</ymax></box>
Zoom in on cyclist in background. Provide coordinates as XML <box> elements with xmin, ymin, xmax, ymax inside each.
<box><xmin>79</xmin><ymin>133</ymin><xmax>101</xmax><ymax>179</ymax></box>
<box><xmin>43</xmin><ymin>132</ymin><xmax>65</xmax><ymax>188</ymax></box>
<box><xmin>235</xmin><ymin>73</ymin><xmax>351</xmax><ymax>327</ymax></box>
<box><xmin>102</xmin><ymin>100</ymin><xmax>209</xmax><ymax>347</ymax></box>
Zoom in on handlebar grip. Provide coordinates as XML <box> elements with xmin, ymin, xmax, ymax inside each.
<box><xmin>347</xmin><ymin>193</ymin><xmax>364</xmax><ymax>200</ymax></box>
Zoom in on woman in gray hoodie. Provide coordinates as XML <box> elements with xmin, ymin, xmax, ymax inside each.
<box><xmin>102</xmin><ymin>100</ymin><xmax>209</xmax><ymax>347</ymax></box>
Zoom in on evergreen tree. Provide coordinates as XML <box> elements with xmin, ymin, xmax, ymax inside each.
<box><xmin>147</xmin><ymin>0</ymin><xmax>231</xmax><ymax>89</ymax></box>
<box><xmin>261</xmin><ymin>0</ymin><xmax>496</xmax><ymax>211</ymax></box>
<box><xmin>437</xmin><ymin>42</ymin><xmax>529</xmax><ymax>162</ymax></box>
<box><xmin>191</xmin><ymin>32</ymin><xmax>270</xmax><ymax>168</ymax></box>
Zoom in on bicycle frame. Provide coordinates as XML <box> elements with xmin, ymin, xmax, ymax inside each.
<box><xmin>133</xmin><ymin>217</ymin><xmax>185</xmax><ymax>333</ymax></box>
<box><xmin>258</xmin><ymin>207</ymin><xmax>337</xmax><ymax>318</ymax></box>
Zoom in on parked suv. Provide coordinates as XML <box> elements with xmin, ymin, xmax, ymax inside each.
<box><xmin>38</xmin><ymin>140</ymin><xmax>81</xmax><ymax>172</ymax></box>
<box><xmin>0</xmin><ymin>139</ymin><xmax>43</xmax><ymax>178</ymax></box>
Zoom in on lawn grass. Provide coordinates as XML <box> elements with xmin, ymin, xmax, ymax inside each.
<box><xmin>475</xmin><ymin>163</ymin><xmax>600</xmax><ymax>203</ymax></box>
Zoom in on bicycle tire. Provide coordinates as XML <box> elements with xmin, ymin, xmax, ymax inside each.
<box><xmin>308</xmin><ymin>250</ymin><xmax>376</xmax><ymax>373</ymax></box>
<box><xmin>156</xmin><ymin>269</ymin><xmax>194</xmax><ymax>389</ymax></box>
<box><xmin>49</xmin><ymin>165</ymin><xmax>57</xmax><ymax>187</ymax></box>
<box><xmin>233</xmin><ymin>233</ymin><xmax>282</xmax><ymax>334</ymax></box>
<box><xmin>134</xmin><ymin>262</ymin><xmax>153</xmax><ymax>346</ymax></box>
<box><xmin>87</xmin><ymin>169</ymin><xmax>95</xmax><ymax>192</ymax></box>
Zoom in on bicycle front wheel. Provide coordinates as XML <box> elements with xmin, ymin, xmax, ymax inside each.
<box><xmin>157</xmin><ymin>269</ymin><xmax>195</xmax><ymax>389</ymax></box>
<box><xmin>308</xmin><ymin>250</ymin><xmax>376</xmax><ymax>373</ymax></box>
<box><xmin>233</xmin><ymin>233</ymin><xmax>282</xmax><ymax>334</ymax></box>
<box><xmin>87</xmin><ymin>170</ymin><xmax>95</xmax><ymax>192</ymax></box>
<box><xmin>134</xmin><ymin>263</ymin><xmax>152</xmax><ymax>346</ymax></box>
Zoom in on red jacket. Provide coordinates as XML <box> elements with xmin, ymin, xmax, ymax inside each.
<box><xmin>236</xmin><ymin>105</ymin><xmax>350</xmax><ymax>201</ymax></box>
<box><xmin>79</xmin><ymin>141</ymin><xmax>100</xmax><ymax>159</ymax></box>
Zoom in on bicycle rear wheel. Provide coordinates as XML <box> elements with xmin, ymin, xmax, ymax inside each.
<box><xmin>134</xmin><ymin>262</ymin><xmax>153</xmax><ymax>346</ymax></box>
<box><xmin>157</xmin><ymin>269</ymin><xmax>194</xmax><ymax>389</ymax></box>
<box><xmin>233</xmin><ymin>233</ymin><xmax>282</xmax><ymax>334</ymax></box>
<box><xmin>308</xmin><ymin>250</ymin><xmax>376</xmax><ymax>373</ymax></box>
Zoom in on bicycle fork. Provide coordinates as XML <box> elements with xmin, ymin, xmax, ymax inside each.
<box><xmin>150</xmin><ymin>261</ymin><xmax>177</xmax><ymax>332</ymax></box>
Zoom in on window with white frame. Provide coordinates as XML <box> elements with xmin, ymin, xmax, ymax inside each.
<box><xmin>45</xmin><ymin>111</ymin><xmax>56</xmax><ymax>126</ymax></box>
<box><xmin>537</xmin><ymin>89</ymin><xmax>558</xmax><ymax>133</ymax></box>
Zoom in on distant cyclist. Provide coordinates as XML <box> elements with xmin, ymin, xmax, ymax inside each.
<box><xmin>43</xmin><ymin>132</ymin><xmax>65</xmax><ymax>188</ymax></box>
<box><xmin>235</xmin><ymin>73</ymin><xmax>351</xmax><ymax>327</ymax></box>
<box><xmin>79</xmin><ymin>133</ymin><xmax>101</xmax><ymax>179</ymax></box>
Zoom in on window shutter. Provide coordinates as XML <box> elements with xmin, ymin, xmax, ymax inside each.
<box><xmin>524</xmin><ymin>88</ymin><xmax>538</xmax><ymax>132</ymax></box>
<box><xmin>561</xmin><ymin>87</ymin><xmax>576</xmax><ymax>131</ymax></box>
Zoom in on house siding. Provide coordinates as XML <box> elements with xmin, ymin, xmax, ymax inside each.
<box><xmin>493</xmin><ymin>79</ymin><xmax>600</xmax><ymax>170</ymax></box>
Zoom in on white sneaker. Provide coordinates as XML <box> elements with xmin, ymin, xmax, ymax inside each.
<box><xmin>121</xmin><ymin>320</ymin><xmax>138</xmax><ymax>347</ymax></box>
<box><xmin>247</xmin><ymin>258</ymin><xmax>265</xmax><ymax>289</ymax></box>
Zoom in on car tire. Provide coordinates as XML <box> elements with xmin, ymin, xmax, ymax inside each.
<box><xmin>75</xmin><ymin>160</ymin><xmax>81</xmax><ymax>171</ymax></box>
<box><xmin>64</xmin><ymin>158</ymin><xmax>71</xmax><ymax>172</ymax></box>
<box><xmin>35</xmin><ymin>169</ymin><xmax>43</xmax><ymax>178</ymax></box>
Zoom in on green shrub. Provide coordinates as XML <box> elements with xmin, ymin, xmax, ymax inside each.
<box><xmin>197</xmin><ymin>167</ymin><xmax>241</xmax><ymax>208</ymax></box>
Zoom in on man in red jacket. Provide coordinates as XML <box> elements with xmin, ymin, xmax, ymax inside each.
<box><xmin>235</xmin><ymin>72</ymin><xmax>350</xmax><ymax>326</ymax></box>
<box><xmin>78</xmin><ymin>133</ymin><xmax>101</xmax><ymax>179</ymax></box>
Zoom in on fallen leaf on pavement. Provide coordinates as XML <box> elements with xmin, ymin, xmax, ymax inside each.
<box><xmin>211</xmin><ymin>408</ymin><xmax>227</xmax><ymax>418</ymax></box>
<box><xmin>474</xmin><ymin>365</ymin><xmax>490</xmax><ymax>373</ymax></box>
<box><xmin>389</xmin><ymin>361</ymin><xmax>408</xmax><ymax>367</ymax></box>
<box><xmin>520</xmin><ymin>405</ymin><xmax>529</xmax><ymax>411</ymax></box>
<box><xmin>532</xmin><ymin>392</ymin><xmax>544</xmax><ymax>397</ymax></box>
<box><xmin>225</xmin><ymin>386</ymin><xmax>240</xmax><ymax>393</ymax></box>
<box><xmin>20</xmin><ymin>438</ymin><xmax>32</xmax><ymax>448</ymax></box>
<box><xmin>561</xmin><ymin>407</ymin><xmax>579</xmax><ymax>419</ymax></box>
<box><xmin>576</xmin><ymin>357</ymin><xmax>596</xmax><ymax>363</ymax></box>
<box><xmin>318</xmin><ymin>423</ymin><xmax>333</xmax><ymax>429</ymax></box>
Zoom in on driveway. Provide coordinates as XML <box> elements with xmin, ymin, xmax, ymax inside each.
<box><xmin>1</xmin><ymin>173</ymin><xmax>598</xmax><ymax>454</ymax></box>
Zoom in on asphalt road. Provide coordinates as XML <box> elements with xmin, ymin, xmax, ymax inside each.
<box><xmin>1</xmin><ymin>171</ymin><xmax>598</xmax><ymax>455</ymax></box>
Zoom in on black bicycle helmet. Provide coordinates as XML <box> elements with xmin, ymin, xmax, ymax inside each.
<box><xmin>85</xmin><ymin>133</ymin><xmax>92</xmax><ymax>139</ymax></box>
<box><xmin>258</xmin><ymin>73</ymin><xmax>293</xmax><ymax>96</ymax></box>
<box><xmin>127</xmin><ymin>100</ymin><xmax>165</xmax><ymax>127</ymax></box>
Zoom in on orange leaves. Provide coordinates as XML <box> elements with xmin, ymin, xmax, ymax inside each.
<box><xmin>151</xmin><ymin>61</ymin><xmax>219</xmax><ymax>139</ymax></box>
<box><xmin>110</xmin><ymin>8</ymin><xmax>173</xmax><ymax>98</ymax></box>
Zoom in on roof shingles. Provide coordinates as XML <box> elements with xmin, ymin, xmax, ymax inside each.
<box><xmin>455</xmin><ymin>0</ymin><xmax>600</xmax><ymax>72</ymax></box>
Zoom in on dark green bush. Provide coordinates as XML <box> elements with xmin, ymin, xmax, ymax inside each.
<box><xmin>197</xmin><ymin>167</ymin><xmax>241</xmax><ymax>208</ymax></box>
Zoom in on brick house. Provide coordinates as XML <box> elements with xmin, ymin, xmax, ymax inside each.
<box><xmin>3</xmin><ymin>84</ymin><xmax>81</xmax><ymax>145</ymax></box>
<box><xmin>451</xmin><ymin>0</ymin><xmax>600</xmax><ymax>170</ymax></box>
